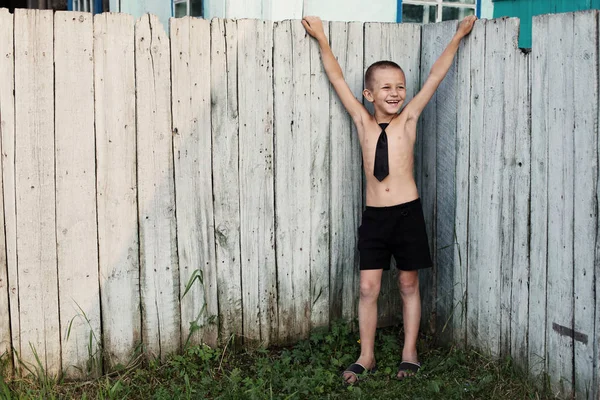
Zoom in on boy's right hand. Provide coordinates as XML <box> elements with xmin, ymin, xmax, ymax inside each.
<box><xmin>456</xmin><ymin>15</ymin><xmax>477</xmax><ymax>38</ymax></box>
<box><xmin>302</xmin><ymin>16</ymin><xmax>326</xmax><ymax>40</ymax></box>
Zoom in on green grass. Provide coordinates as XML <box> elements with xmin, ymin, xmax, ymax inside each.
<box><xmin>0</xmin><ymin>323</ymin><xmax>558</xmax><ymax>399</ymax></box>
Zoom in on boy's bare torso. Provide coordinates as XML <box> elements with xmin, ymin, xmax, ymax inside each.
<box><xmin>358</xmin><ymin>113</ymin><xmax>419</xmax><ymax>207</ymax></box>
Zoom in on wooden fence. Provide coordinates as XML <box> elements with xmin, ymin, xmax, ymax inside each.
<box><xmin>0</xmin><ymin>8</ymin><xmax>597</xmax><ymax>399</ymax></box>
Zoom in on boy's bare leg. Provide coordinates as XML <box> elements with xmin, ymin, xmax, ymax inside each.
<box><xmin>397</xmin><ymin>270</ymin><xmax>421</xmax><ymax>378</ymax></box>
<box><xmin>343</xmin><ymin>268</ymin><xmax>382</xmax><ymax>383</ymax></box>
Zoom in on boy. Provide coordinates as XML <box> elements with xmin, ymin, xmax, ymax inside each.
<box><xmin>302</xmin><ymin>15</ymin><xmax>476</xmax><ymax>383</ymax></box>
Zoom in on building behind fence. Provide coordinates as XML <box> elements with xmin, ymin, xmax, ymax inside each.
<box><xmin>0</xmin><ymin>8</ymin><xmax>598</xmax><ymax>399</ymax></box>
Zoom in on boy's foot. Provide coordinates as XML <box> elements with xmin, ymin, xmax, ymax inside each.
<box><xmin>396</xmin><ymin>360</ymin><xmax>421</xmax><ymax>380</ymax></box>
<box><xmin>342</xmin><ymin>358</ymin><xmax>376</xmax><ymax>384</ymax></box>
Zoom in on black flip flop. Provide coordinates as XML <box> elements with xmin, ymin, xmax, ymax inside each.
<box><xmin>342</xmin><ymin>363</ymin><xmax>377</xmax><ymax>384</ymax></box>
<box><xmin>397</xmin><ymin>361</ymin><xmax>420</xmax><ymax>380</ymax></box>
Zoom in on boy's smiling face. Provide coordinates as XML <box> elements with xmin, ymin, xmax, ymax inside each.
<box><xmin>363</xmin><ymin>67</ymin><xmax>406</xmax><ymax>118</ymax></box>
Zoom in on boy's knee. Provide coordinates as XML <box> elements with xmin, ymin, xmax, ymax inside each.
<box><xmin>359</xmin><ymin>280</ymin><xmax>381</xmax><ymax>299</ymax></box>
<box><xmin>398</xmin><ymin>272</ymin><xmax>419</xmax><ymax>295</ymax></box>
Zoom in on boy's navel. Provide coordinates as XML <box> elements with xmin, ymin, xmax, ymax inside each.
<box><xmin>385</xmin><ymin>188</ymin><xmax>390</xmax><ymax>192</ymax></box>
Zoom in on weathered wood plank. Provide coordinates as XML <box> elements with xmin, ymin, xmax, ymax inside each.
<box><xmin>54</xmin><ymin>11</ymin><xmax>101</xmax><ymax>378</ymax></box>
<box><xmin>210</xmin><ymin>18</ymin><xmax>243</xmax><ymax>344</ymax></box>
<box><xmin>0</xmin><ymin>8</ymin><xmax>15</xmax><ymax>373</ymax></box>
<box><xmin>329</xmin><ymin>21</ymin><xmax>363</xmax><ymax>324</ymax></box>
<box><xmin>417</xmin><ymin>22</ymin><xmax>439</xmax><ymax>333</ymax></box>
<box><xmin>529</xmin><ymin>13</ymin><xmax>549</xmax><ymax>380</ymax></box>
<box><xmin>13</xmin><ymin>9</ymin><xmax>60</xmax><ymax>375</ymax></box>
<box><xmin>171</xmin><ymin>17</ymin><xmax>217</xmax><ymax>348</ymax></box>
<box><xmin>273</xmin><ymin>20</ymin><xmax>312</xmax><ymax>343</ymax></box>
<box><xmin>474</xmin><ymin>18</ymin><xmax>506</xmax><ymax>357</ymax></box>
<box><xmin>466</xmin><ymin>19</ymin><xmax>486</xmax><ymax>350</ymax></box>
<box><xmin>237</xmin><ymin>19</ymin><xmax>277</xmax><ymax>345</ymax></box>
<box><xmin>136</xmin><ymin>14</ymin><xmax>180</xmax><ymax>359</ymax></box>
<box><xmin>508</xmin><ymin>28</ymin><xmax>531</xmax><ymax>368</ymax></box>
<box><xmin>453</xmin><ymin>21</ymin><xmax>471</xmax><ymax>347</ymax></box>
<box><xmin>309</xmin><ymin>20</ymin><xmax>331</xmax><ymax>331</ymax></box>
<box><xmin>498</xmin><ymin>18</ymin><xmax>519</xmax><ymax>358</ymax></box>
<box><xmin>546</xmin><ymin>12</ymin><xmax>575</xmax><ymax>395</ymax></box>
<box><xmin>431</xmin><ymin>20</ymin><xmax>459</xmax><ymax>344</ymax></box>
<box><xmin>572</xmin><ymin>10</ymin><xmax>598</xmax><ymax>398</ymax></box>
<box><xmin>94</xmin><ymin>12</ymin><xmax>141</xmax><ymax>368</ymax></box>
<box><xmin>14</xmin><ymin>9</ymin><xmax>60</xmax><ymax>375</ymax></box>
<box><xmin>363</xmin><ymin>22</ymin><xmax>421</xmax><ymax>327</ymax></box>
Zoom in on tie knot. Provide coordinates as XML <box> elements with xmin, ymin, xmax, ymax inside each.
<box><xmin>378</xmin><ymin>123</ymin><xmax>389</xmax><ymax>130</ymax></box>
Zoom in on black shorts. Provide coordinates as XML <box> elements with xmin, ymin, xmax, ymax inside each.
<box><xmin>358</xmin><ymin>198</ymin><xmax>433</xmax><ymax>271</ymax></box>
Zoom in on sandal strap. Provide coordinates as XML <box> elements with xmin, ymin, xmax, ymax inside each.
<box><xmin>398</xmin><ymin>361</ymin><xmax>421</xmax><ymax>373</ymax></box>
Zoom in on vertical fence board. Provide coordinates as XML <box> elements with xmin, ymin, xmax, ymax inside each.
<box><xmin>54</xmin><ymin>11</ymin><xmax>101</xmax><ymax>377</ymax></box>
<box><xmin>274</xmin><ymin>20</ymin><xmax>312</xmax><ymax>343</ymax></box>
<box><xmin>14</xmin><ymin>9</ymin><xmax>60</xmax><ymax>375</ymax></box>
<box><xmin>171</xmin><ymin>17</ymin><xmax>217</xmax><ymax>348</ymax></box>
<box><xmin>340</xmin><ymin>22</ymin><xmax>364</xmax><ymax>324</ymax></box>
<box><xmin>466</xmin><ymin>19</ymin><xmax>486</xmax><ymax>350</ymax></box>
<box><xmin>136</xmin><ymin>14</ymin><xmax>180</xmax><ymax>359</ymax></box>
<box><xmin>546</xmin><ymin>13</ymin><xmax>575</xmax><ymax>395</ymax></box>
<box><xmin>94</xmin><ymin>13</ymin><xmax>141</xmax><ymax>368</ymax></box>
<box><xmin>475</xmin><ymin>18</ymin><xmax>506</xmax><ymax>357</ymax></box>
<box><xmin>573</xmin><ymin>11</ymin><xmax>598</xmax><ymax>398</ymax></box>
<box><xmin>237</xmin><ymin>19</ymin><xmax>277</xmax><ymax>344</ymax></box>
<box><xmin>329</xmin><ymin>21</ymin><xmax>362</xmax><ymax>323</ymax></box>
<box><xmin>498</xmin><ymin>18</ymin><xmax>519</xmax><ymax>358</ymax></box>
<box><xmin>529</xmin><ymin>14</ymin><xmax>549</xmax><ymax>380</ymax></box>
<box><xmin>453</xmin><ymin>24</ymin><xmax>472</xmax><ymax>347</ymax></box>
<box><xmin>309</xmin><ymin>21</ymin><xmax>331</xmax><ymax>330</ymax></box>
<box><xmin>210</xmin><ymin>18</ymin><xmax>242</xmax><ymax>344</ymax></box>
<box><xmin>0</xmin><ymin>8</ymin><xmax>15</xmax><ymax>372</ymax></box>
<box><xmin>363</xmin><ymin>22</ymin><xmax>421</xmax><ymax>327</ymax></box>
<box><xmin>418</xmin><ymin>23</ymin><xmax>439</xmax><ymax>332</ymax></box>
<box><xmin>508</xmin><ymin>38</ymin><xmax>531</xmax><ymax>367</ymax></box>
<box><xmin>431</xmin><ymin>21</ymin><xmax>459</xmax><ymax>343</ymax></box>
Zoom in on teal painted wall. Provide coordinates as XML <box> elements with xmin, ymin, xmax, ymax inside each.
<box><xmin>493</xmin><ymin>0</ymin><xmax>600</xmax><ymax>47</ymax></box>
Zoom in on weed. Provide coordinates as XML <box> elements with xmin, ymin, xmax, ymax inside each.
<box><xmin>1</xmin><ymin>322</ymin><xmax>558</xmax><ymax>399</ymax></box>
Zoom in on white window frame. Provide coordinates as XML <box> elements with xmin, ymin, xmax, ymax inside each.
<box><xmin>174</xmin><ymin>0</ymin><xmax>204</xmax><ymax>17</ymax></box>
<box><xmin>403</xmin><ymin>0</ymin><xmax>476</xmax><ymax>23</ymax></box>
<box><xmin>173</xmin><ymin>0</ymin><xmax>191</xmax><ymax>17</ymax></box>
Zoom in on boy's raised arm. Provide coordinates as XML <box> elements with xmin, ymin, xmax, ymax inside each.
<box><xmin>404</xmin><ymin>16</ymin><xmax>476</xmax><ymax>121</ymax></box>
<box><xmin>302</xmin><ymin>16</ymin><xmax>368</xmax><ymax>125</ymax></box>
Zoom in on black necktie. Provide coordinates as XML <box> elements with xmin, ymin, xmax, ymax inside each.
<box><xmin>373</xmin><ymin>123</ymin><xmax>389</xmax><ymax>181</ymax></box>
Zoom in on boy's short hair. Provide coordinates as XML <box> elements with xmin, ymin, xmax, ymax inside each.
<box><xmin>364</xmin><ymin>61</ymin><xmax>404</xmax><ymax>90</ymax></box>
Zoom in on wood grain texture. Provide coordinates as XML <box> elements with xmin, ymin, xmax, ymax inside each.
<box><xmin>14</xmin><ymin>9</ymin><xmax>60</xmax><ymax>375</ymax></box>
<box><xmin>237</xmin><ymin>19</ymin><xmax>277</xmax><ymax>345</ymax></box>
<box><xmin>546</xmin><ymin>12</ymin><xmax>575</xmax><ymax>395</ymax></box>
<box><xmin>417</xmin><ymin>22</ymin><xmax>441</xmax><ymax>333</ymax></box>
<box><xmin>329</xmin><ymin>21</ymin><xmax>363</xmax><ymax>324</ymax></box>
<box><xmin>498</xmin><ymin>18</ymin><xmax>519</xmax><ymax>359</ymax></box>
<box><xmin>210</xmin><ymin>18</ymin><xmax>243</xmax><ymax>344</ymax></box>
<box><xmin>453</xmin><ymin>21</ymin><xmax>471</xmax><ymax>347</ymax></box>
<box><xmin>171</xmin><ymin>17</ymin><xmax>217</xmax><ymax>348</ymax></box>
<box><xmin>508</xmin><ymin>26</ymin><xmax>531</xmax><ymax>369</ymax></box>
<box><xmin>572</xmin><ymin>10</ymin><xmax>597</xmax><ymax>398</ymax></box>
<box><xmin>0</xmin><ymin>8</ymin><xmax>15</xmax><ymax>374</ymax></box>
<box><xmin>430</xmin><ymin>21</ymin><xmax>459</xmax><ymax>344</ymax></box>
<box><xmin>54</xmin><ymin>11</ymin><xmax>101</xmax><ymax>378</ymax></box>
<box><xmin>273</xmin><ymin>20</ymin><xmax>312</xmax><ymax>343</ymax></box>
<box><xmin>466</xmin><ymin>19</ymin><xmax>486</xmax><ymax>350</ymax></box>
<box><xmin>529</xmin><ymin>13</ymin><xmax>549</xmax><ymax>381</ymax></box>
<box><xmin>94</xmin><ymin>12</ymin><xmax>141</xmax><ymax>369</ymax></box>
<box><xmin>308</xmin><ymin>20</ymin><xmax>331</xmax><ymax>331</ymax></box>
<box><xmin>136</xmin><ymin>14</ymin><xmax>180</xmax><ymax>359</ymax></box>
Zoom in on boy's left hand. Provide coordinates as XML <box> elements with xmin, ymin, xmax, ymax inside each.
<box><xmin>456</xmin><ymin>15</ymin><xmax>477</xmax><ymax>38</ymax></box>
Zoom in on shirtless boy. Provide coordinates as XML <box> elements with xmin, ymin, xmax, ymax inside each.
<box><xmin>302</xmin><ymin>15</ymin><xmax>476</xmax><ymax>383</ymax></box>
